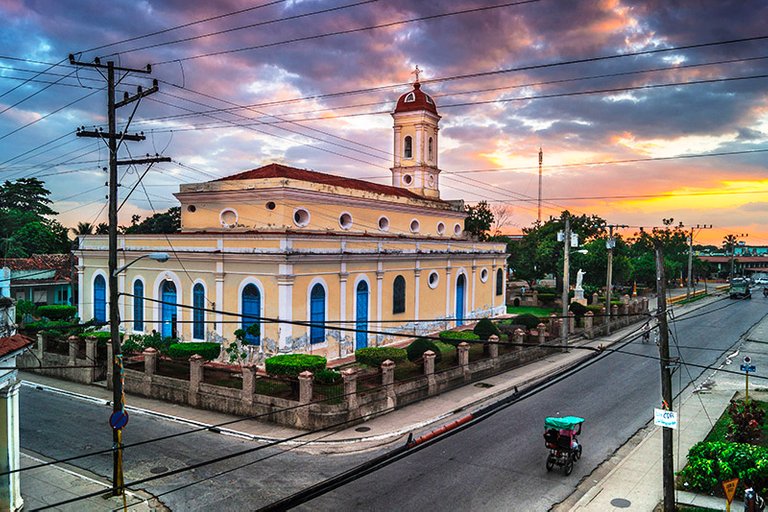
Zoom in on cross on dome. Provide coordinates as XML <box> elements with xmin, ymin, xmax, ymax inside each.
<box><xmin>411</xmin><ymin>65</ymin><xmax>421</xmax><ymax>83</ymax></box>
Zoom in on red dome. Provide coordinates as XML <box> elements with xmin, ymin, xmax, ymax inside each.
<box><xmin>394</xmin><ymin>82</ymin><xmax>438</xmax><ymax>115</ymax></box>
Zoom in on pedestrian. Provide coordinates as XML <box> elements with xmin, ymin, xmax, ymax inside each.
<box><xmin>744</xmin><ymin>480</ymin><xmax>766</xmax><ymax>512</ymax></box>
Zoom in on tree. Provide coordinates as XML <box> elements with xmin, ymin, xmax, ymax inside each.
<box><xmin>124</xmin><ymin>207</ymin><xmax>180</xmax><ymax>234</ymax></box>
<box><xmin>464</xmin><ymin>201</ymin><xmax>494</xmax><ymax>241</ymax></box>
<box><xmin>490</xmin><ymin>204</ymin><xmax>513</xmax><ymax>236</ymax></box>
<box><xmin>71</xmin><ymin>222</ymin><xmax>94</xmax><ymax>236</ymax></box>
<box><xmin>0</xmin><ymin>178</ymin><xmax>57</xmax><ymax>217</ymax></box>
<box><xmin>6</xmin><ymin>221</ymin><xmax>70</xmax><ymax>258</ymax></box>
<box><xmin>95</xmin><ymin>223</ymin><xmax>109</xmax><ymax>235</ymax></box>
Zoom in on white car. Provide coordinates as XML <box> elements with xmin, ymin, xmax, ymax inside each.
<box><xmin>754</xmin><ymin>277</ymin><xmax>768</xmax><ymax>285</ymax></box>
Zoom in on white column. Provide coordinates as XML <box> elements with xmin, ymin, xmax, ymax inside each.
<box><xmin>77</xmin><ymin>265</ymin><xmax>84</xmax><ymax>322</ymax></box>
<box><xmin>471</xmin><ymin>263</ymin><xmax>477</xmax><ymax>316</ymax></box>
<box><xmin>215</xmin><ymin>261</ymin><xmax>224</xmax><ymax>336</ymax></box>
<box><xmin>339</xmin><ymin>267</ymin><xmax>348</xmax><ymax>349</ymax></box>
<box><xmin>414</xmin><ymin>265</ymin><xmax>421</xmax><ymax>322</ymax></box>
<box><xmin>376</xmin><ymin>264</ymin><xmax>384</xmax><ymax>344</ymax></box>
<box><xmin>277</xmin><ymin>269</ymin><xmax>294</xmax><ymax>351</ymax></box>
<box><xmin>415</xmin><ymin>125</ymin><xmax>423</xmax><ymax>164</ymax></box>
<box><xmin>445</xmin><ymin>263</ymin><xmax>452</xmax><ymax>318</ymax></box>
<box><xmin>0</xmin><ymin>381</ymin><xmax>22</xmax><ymax>512</ymax></box>
<box><xmin>393</xmin><ymin>126</ymin><xmax>402</xmax><ymax>168</ymax></box>
<box><xmin>117</xmin><ymin>272</ymin><xmax>126</xmax><ymax>330</ymax></box>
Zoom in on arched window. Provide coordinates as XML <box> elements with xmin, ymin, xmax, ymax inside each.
<box><xmin>241</xmin><ymin>284</ymin><xmax>261</xmax><ymax>345</ymax></box>
<box><xmin>428</xmin><ymin>137</ymin><xmax>434</xmax><ymax>161</ymax></box>
<box><xmin>393</xmin><ymin>275</ymin><xmax>406</xmax><ymax>314</ymax></box>
<box><xmin>310</xmin><ymin>283</ymin><xmax>325</xmax><ymax>344</ymax></box>
<box><xmin>404</xmin><ymin>136</ymin><xmax>413</xmax><ymax>159</ymax></box>
<box><xmin>160</xmin><ymin>281</ymin><xmax>177</xmax><ymax>339</ymax></box>
<box><xmin>93</xmin><ymin>275</ymin><xmax>106</xmax><ymax>323</ymax></box>
<box><xmin>193</xmin><ymin>283</ymin><xmax>205</xmax><ymax>340</ymax></box>
<box><xmin>496</xmin><ymin>268</ymin><xmax>504</xmax><ymax>296</ymax></box>
<box><xmin>133</xmin><ymin>280</ymin><xmax>144</xmax><ymax>331</ymax></box>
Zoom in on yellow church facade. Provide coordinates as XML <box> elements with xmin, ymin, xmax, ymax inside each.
<box><xmin>75</xmin><ymin>79</ymin><xmax>507</xmax><ymax>361</ymax></box>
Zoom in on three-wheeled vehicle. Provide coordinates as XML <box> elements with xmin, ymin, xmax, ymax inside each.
<box><xmin>544</xmin><ymin>416</ymin><xmax>584</xmax><ymax>475</ymax></box>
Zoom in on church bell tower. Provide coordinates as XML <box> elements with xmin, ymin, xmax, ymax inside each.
<box><xmin>391</xmin><ymin>67</ymin><xmax>441</xmax><ymax>199</ymax></box>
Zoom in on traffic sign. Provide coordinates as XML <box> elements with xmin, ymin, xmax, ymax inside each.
<box><xmin>740</xmin><ymin>364</ymin><xmax>756</xmax><ymax>373</ymax></box>
<box><xmin>654</xmin><ymin>408</ymin><xmax>678</xmax><ymax>429</ymax></box>
<box><xmin>723</xmin><ymin>478</ymin><xmax>739</xmax><ymax>503</ymax></box>
<box><xmin>744</xmin><ymin>356</ymin><xmax>751</xmax><ymax>364</ymax></box>
<box><xmin>109</xmin><ymin>410</ymin><xmax>129</xmax><ymax>430</ymax></box>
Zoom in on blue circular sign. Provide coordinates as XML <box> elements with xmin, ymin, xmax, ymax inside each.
<box><xmin>109</xmin><ymin>410</ymin><xmax>129</xmax><ymax>430</ymax></box>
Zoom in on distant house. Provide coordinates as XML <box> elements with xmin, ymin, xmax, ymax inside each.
<box><xmin>3</xmin><ymin>254</ymin><xmax>74</xmax><ymax>305</ymax></box>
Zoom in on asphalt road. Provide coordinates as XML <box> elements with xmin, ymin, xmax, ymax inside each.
<box><xmin>19</xmin><ymin>294</ymin><xmax>767</xmax><ymax>511</ymax></box>
<box><xmin>296</xmin><ymin>295</ymin><xmax>768</xmax><ymax>511</ymax></box>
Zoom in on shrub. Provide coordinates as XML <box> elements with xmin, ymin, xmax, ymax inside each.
<box><xmin>121</xmin><ymin>335</ymin><xmax>144</xmax><ymax>354</ymax></box>
<box><xmin>315</xmin><ymin>368</ymin><xmax>342</xmax><ymax>385</ymax></box>
<box><xmin>265</xmin><ymin>354</ymin><xmax>327</xmax><ymax>377</ymax></box>
<box><xmin>473</xmin><ymin>318</ymin><xmax>501</xmax><ymax>340</ymax></box>
<box><xmin>727</xmin><ymin>399</ymin><xmax>766</xmax><ymax>444</ymax></box>
<box><xmin>15</xmin><ymin>299</ymin><xmax>37</xmax><ymax>322</ymax></box>
<box><xmin>569</xmin><ymin>302</ymin><xmax>589</xmax><ymax>318</ymax></box>
<box><xmin>355</xmin><ymin>347</ymin><xmax>407</xmax><ymax>367</ymax></box>
<box><xmin>168</xmin><ymin>342</ymin><xmax>221</xmax><ymax>361</ymax></box>
<box><xmin>438</xmin><ymin>330</ymin><xmax>480</xmax><ymax>346</ymax></box>
<box><xmin>535</xmin><ymin>286</ymin><xmax>556</xmax><ymax>294</ymax></box>
<box><xmin>37</xmin><ymin>305</ymin><xmax>77</xmax><ymax>321</ymax></box>
<box><xmin>514</xmin><ymin>313</ymin><xmax>543</xmax><ymax>330</ymax></box>
<box><xmin>406</xmin><ymin>338</ymin><xmax>443</xmax><ymax>363</ymax></box>
<box><xmin>677</xmin><ymin>441</ymin><xmax>768</xmax><ymax>496</ymax></box>
<box><xmin>234</xmin><ymin>323</ymin><xmax>260</xmax><ymax>346</ymax></box>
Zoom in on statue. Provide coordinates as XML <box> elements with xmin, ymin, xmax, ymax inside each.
<box><xmin>576</xmin><ymin>269</ymin><xmax>586</xmax><ymax>290</ymax></box>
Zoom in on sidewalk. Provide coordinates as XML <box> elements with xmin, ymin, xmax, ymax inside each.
<box><xmin>564</xmin><ymin>299</ymin><xmax>768</xmax><ymax>512</ymax></box>
<box><xmin>19</xmin><ymin>451</ymin><xmax>165</xmax><ymax>511</ymax></box>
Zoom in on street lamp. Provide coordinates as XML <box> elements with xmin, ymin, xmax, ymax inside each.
<box><xmin>559</xmin><ymin>216</ymin><xmax>587</xmax><ymax>353</ymax></box>
<box><xmin>109</xmin><ymin>251</ymin><xmax>169</xmax><ymax>495</ymax></box>
<box><xmin>112</xmin><ymin>252</ymin><xmax>169</xmax><ymax>276</ymax></box>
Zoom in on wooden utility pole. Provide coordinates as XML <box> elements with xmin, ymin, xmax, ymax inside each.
<box><xmin>537</xmin><ymin>147</ymin><xmax>543</xmax><ymax>224</ymax></box>
<box><xmin>69</xmin><ymin>54</ymin><xmax>170</xmax><ymax>496</ymax></box>
<box><xmin>686</xmin><ymin>224</ymin><xmax>712</xmax><ymax>299</ymax></box>
<box><xmin>561</xmin><ymin>214</ymin><xmax>570</xmax><ymax>352</ymax></box>
<box><xmin>655</xmin><ymin>242</ymin><xmax>675</xmax><ymax>512</ymax></box>
<box><xmin>604</xmin><ymin>224</ymin><xmax>627</xmax><ymax>334</ymax></box>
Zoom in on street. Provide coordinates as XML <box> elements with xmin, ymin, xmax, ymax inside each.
<box><xmin>19</xmin><ymin>295</ymin><xmax>767</xmax><ymax>511</ymax></box>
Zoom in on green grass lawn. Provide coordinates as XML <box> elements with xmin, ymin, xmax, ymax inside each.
<box><xmin>506</xmin><ymin>305</ymin><xmax>558</xmax><ymax>316</ymax></box>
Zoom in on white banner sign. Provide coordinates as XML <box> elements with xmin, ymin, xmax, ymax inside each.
<box><xmin>654</xmin><ymin>408</ymin><xmax>678</xmax><ymax>429</ymax></box>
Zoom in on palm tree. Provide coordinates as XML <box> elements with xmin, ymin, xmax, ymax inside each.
<box><xmin>71</xmin><ymin>222</ymin><xmax>93</xmax><ymax>236</ymax></box>
<box><xmin>95</xmin><ymin>223</ymin><xmax>109</xmax><ymax>235</ymax></box>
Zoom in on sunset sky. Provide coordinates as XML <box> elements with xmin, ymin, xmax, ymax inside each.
<box><xmin>0</xmin><ymin>0</ymin><xmax>766</xmax><ymax>246</ymax></box>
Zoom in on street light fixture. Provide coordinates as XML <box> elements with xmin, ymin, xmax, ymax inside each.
<box><xmin>109</xmin><ymin>251</ymin><xmax>169</xmax><ymax>495</ymax></box>
<box><xmin>112</xmin><ymin>252</ymin><xmax>169</xmax><ymax>276</ymax></box>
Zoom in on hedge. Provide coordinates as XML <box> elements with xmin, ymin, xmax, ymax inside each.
<box><xmin>406</xmin><ymin>338</ymin><xmax>442</xmax><ymax>363</ymax></box>
<box><xmin>37</xmin><ymin>305</ymin><xmax>77</xmax><ymax>321</ymax></box>
<box><xmin>677</xmin><ymin>441</ymin><xmax>768</xmax><ymax>496</ymax></box>
<box><xmin>514</xmin><ymin>313</ymin><xmax>544</xmax><ymax>330</ymax></box>
<box><xmin>438</xmin><ymin>330</ymin><xmax>480</xmax><ymax>346</ymax></box>
<box><xmin>355</xmin><ymin>347</ymin><xmax>407</xmax><ymax>367</ymax></box>
<box><xmin>473</xmin><ymin>318</ymin><xmax>501</xmax><ymax>340</ymax></box>
<box><xmin>167</xmin><ymin>342</ymin><xmax>221</xmax><ymax>361</ymax></box>
<box><xmin>315</xmin><ymin>368</ymin><xmax>342</xmax><ymax>385</ymax></box>
<box><xmin>265</xmin><ymin>354</ymin><xmax>327</xmax><ymax>377</ymax></box>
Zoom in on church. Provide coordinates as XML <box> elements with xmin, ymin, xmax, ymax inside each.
<box><xmin>76</xmin><ymin>77</ymin><xmax>508</xmax><ymax>361</ymax></box>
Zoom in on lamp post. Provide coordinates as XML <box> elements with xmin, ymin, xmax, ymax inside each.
<box><xmin>109</xmin><ymin>251</ymin><xmax>168</xmax><ymax>495</ymax></box>
<box><xmin>559</xmin><ymin>215</ymin><xmax>588</xmax><ymax>353</ymax></box>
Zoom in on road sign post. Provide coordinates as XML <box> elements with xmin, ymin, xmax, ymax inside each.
<box><xmin>741</xmin><ymin>356</ymin><xmax>756</xmax><ymax>402</ymax></box>
<box><xmin>723</xmin><ymin>477</ymin><xmax>739</xmax><ymax>512</ymax></box>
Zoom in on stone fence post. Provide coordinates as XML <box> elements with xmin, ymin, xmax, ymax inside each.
<box><xmin>592</xmin><ymin>292</ymin><xmax>600</xmax><ymax>305</ymax></box>
<box><xmin>342</xmin><ymin>368</ymin><xmax>358</xmax><ymax>414</ymax></box>
<box><xmin>423</xmin><ymin>350</ymin><xmax>437</xmax><ymax>395</ymax></box>
<box><xmin>143</xmin><ymin>348</ymin><xmax>157</xmax><ymax>377</ymax></box>
<box><xmin>568</xmin><ymin>312</ymin><xmax>576</xmax><ymax>335</ymax></box>
<box><xmin>488</xmin><ymin>334</ymin><xmax>499</xmax><ymax>363</ymax></box>
<box><xmin>611</xmin><ymin>304</ymin><xmax>619</xmax><ymax>330</ymax></box>
<box><xmin>85</xmin><ymin>337</ymin><xmax>97</xmax><ymax>382</ymax></box>
<box><xmin>68</xmin><ymin>335</ymin><xmax>78</xmax><ymax>366</ymax></box>
<box><xmin>537</xmin><ymin>324</ymin><xmax>547</xmax><ymax>345</ymax></box>
<box><xmin>381</xmin><ymin>359</ymin><xmax>396</xmax><ymax>407</ymax></box>
<box><xmin>621</xmin><ymin>303</ymin><xmax>630</xmax><ymax>326</ymax></box>
<box><xmin>549</xmin><ymin>314</ymin><xmax>557</xmax><ymax>336</ymax></box>
<box><xmin>513</xmin><ymin>328</ymin><xmax>525</xmax><ymax>350</ymax></box>
<box><xmin>584</xmin><ymin>311</ymin><xmax>594</xmax><ymax>339</ymax></box>
<box><xmin>188</xmin><ymin>354</ymin><xmax>204</xmax><ymax>407</ymax></box>
<box><xmin>457</xmin><ymin>342</ymin><xmax>470</xmax><ymax>381</ymax></box>
<box><xmin>36</xmin><ymin>332</ymin><xmax>44</xmax><ymax>361</ymax></box>
<box><xmin>241</xmin><ymin>364</ymin><xmax>256</xmax><ymax>406</ymax></box>
<box><xmin>297</xmin><ymin>370</ymin><xmax>313</xmax><ymax>428</ymax></box>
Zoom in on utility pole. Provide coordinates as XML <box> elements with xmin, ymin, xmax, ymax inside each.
<box><xmin>655</xmin><ymin>242</ymin><xmax>675</xmax><ymax>512</ymax></box>
<box><xmin>686</xmin><ymin>224</ymin><xmax>712</xmax><ymax>299</ymax></box>
<box><xmin>537</xmin><ymin>147</ymin><xmax>543</xmax><ymax>224</ymax></box>
<box><xmin>604</xmin><ymin>224</ymin><xmax>627</xmax><ymax>334</ymax></box>
<box><xmin>723</xmin><ymin>233</ymin><xmax>748</xmax><ymax>281</ymax></box>
<box><xmin>560</xmin><ymin>214</ymin><xmax>570</xmax><ymax>352</ymax></box>
<box><xmin>69</xmin><ymin>54</ymin><xmax>170</xmax><ymax>496</ymax></box>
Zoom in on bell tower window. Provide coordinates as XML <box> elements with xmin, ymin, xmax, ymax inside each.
<box><xmin>404</xmin><ymin>136</ymin><xmax>413</xmax><ymax>159</ymax></box>
<box><xmin>428</xmin><ymin>137</ymin><xmax>434</xmax><ymax>161</ymax></box>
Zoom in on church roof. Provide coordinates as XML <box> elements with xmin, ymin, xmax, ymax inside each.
<box><xmin>217</xmin><ymin>163</ymin><xmax>445</xmax><ymax>203</ymax></box>
<box><xmin>394</xmin><ymin>82</ymin><xmax>438</xmax><ymax>115</ymax></box>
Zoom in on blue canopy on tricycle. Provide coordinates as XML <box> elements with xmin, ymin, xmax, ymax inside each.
<box><xmin>544</xmin><ymin>416</ymin><xmax>585</xmax><ymax>430</ymax></box>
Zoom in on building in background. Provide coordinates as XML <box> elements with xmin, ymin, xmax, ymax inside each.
<box><xmin>75</xmin><ymin>79</ymin><xmax>507</xmax><ymax>362</ymax></box>
<box><xmin>3</xmin><ymin>254</ymin><xmax>74</xmax><ymax>306</ymax></box>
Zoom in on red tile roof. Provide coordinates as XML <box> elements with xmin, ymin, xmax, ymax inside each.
<box><xmin>0</xmin><ymin>334</ymin><xmax>33</xmax><ymax>359</ymax></box>
<box><xmin>394</xmin><ymin>82</ymin><xmax>438</xmax><ymax>115</ymax></box>
<box><xmin>699</xmin><ymin>256</ymin><xmax>768</xmax><ymax>263</ymax></box>
<box><xmin>4</xmin><ymin>254</ymin><xmax>73</xmax><ymax>283</ymax></box>
<box><xmin>216</xmin><ymin>163</ymin><xmax>445</xmax><ymax>203</ymax></box>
